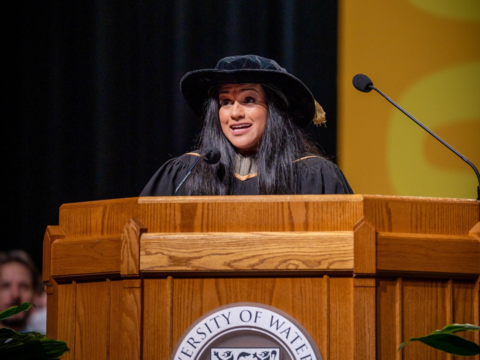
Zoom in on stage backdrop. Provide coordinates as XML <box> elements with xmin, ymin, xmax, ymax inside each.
<box><xmin>7</xmin><ymin>1</ymin><xmax>339</xmax><ymax>269</ymax></box>
<box><xmin>338</xmin><ymin>0</ymin><xmax>480</xmax><ymax>199</ymax></box>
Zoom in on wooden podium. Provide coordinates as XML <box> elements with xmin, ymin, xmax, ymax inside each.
<box><xmin>43</xmin><ymin>195</ymin><xmax>480</xmax><ymax>360</ymax></box>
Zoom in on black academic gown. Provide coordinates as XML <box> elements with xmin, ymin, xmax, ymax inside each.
<box><xmin>140</xmin><ymin>152</ymin><xmax>353</xmax><ymax>196</ymax></box>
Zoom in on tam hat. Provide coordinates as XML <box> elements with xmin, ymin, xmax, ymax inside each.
<box><xmin>180</xmin><ymin>55</ymin><xmax>326</xmax><ymax>128</ymax></box>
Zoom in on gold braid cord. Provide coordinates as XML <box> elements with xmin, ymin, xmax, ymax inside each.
<box><xmin>313</xmin><ymin>100</ymin><xmax>326</xmax><ymax>127</ymax></box>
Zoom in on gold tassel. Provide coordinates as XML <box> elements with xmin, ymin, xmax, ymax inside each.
<box><xmin>313</xmin><ymin>100</ymin><xmax>326</xmax><ymax>127</ymax></box>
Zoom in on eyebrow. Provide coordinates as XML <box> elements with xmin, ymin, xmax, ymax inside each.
<box><xmin>218</xmin><ymin>87</ymin><xmax>260</xmax><ymax>95</ymax></box>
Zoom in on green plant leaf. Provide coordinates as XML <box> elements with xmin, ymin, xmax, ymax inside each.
<box><xmin>399</xmin><ymin>333</ymin><xmax>480</xmax><ymax>356</ymax></box>
<box><xmin>8</xmin><ymin>331</ymin><xmax>44</xmax><ymax>343</ymax></box>
<box><xmin>435</xmin><ymin>323</ymin><xmax>480</xmax><ymax>334</ymax></box>
<box><xmin>0</xmin><ymin>336</ymin><xmax>69</xmax><ymax>360</ymax></box>
<box><xmin>1</xmin><ymin>322</ymin><xmax>68</xmax><ymax>360</ymax></box>
<box><xmin>0</xmin><ymin>327</ymin><xmax>18</xmax><ymax>343</ymax></box>
<box><xmin>0</xmin><ymin>303</ymin><xmax>33</xmax><ymax>321</ymax></box>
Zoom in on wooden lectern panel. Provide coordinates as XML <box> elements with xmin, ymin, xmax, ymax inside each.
<box><xmin>377</xmin><ymin>232</ymin><xmax>480</xmax><ymax>275</ymax></box>
<box><xmin>43</xmin><ymin>195</ymin><xmax>479</xmax><ymax>360</ymax></box>
<box><xmin>75</xmin><ymin>281</ymin><xmax>109</xmax><ymax>359</ymax></box>
<box><xmin>362</xmin><ymin>195</ymin><xmax>478</xmax><ymax>235</ymax></box>
<box><xmin>165</xmin><ymin>277</ymin><xmax>354</xmax><ymax>360</ymax></box>
<box><xmin>140</xmin><ymin>231</ymin><xmax>353</xmax><ymax>273</ymax></box>
<box><xmin>143</xmin><ymin>278</ymin><xmax>173</xmax><ymax>360</ymax></box>
<box><xmin>376</xmin><ymin>278</ymin><xmax>479</xmax><ymax>360</ymax></box>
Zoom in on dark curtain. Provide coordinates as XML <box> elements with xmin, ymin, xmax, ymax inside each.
<box><xmin>5</xmin><ymin>1</ymin><xmax>338</xmax><ymax>268</ymax></box>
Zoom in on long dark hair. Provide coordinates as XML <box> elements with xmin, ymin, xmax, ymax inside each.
<box><xmin>184</xmin><ymin>85</ymin><xmax>321</xmax><ymax>195</ymax></box>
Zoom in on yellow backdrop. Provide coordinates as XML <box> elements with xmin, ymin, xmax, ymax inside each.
<box><xmin>338</xmin><ymin>0</ymin><xmax>480</xmax><ymax>199</ymax></box>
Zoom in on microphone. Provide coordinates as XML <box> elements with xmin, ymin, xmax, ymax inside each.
<box><xmin>203</xmin><ymin>147</ymin><xmax>221</xmax><ymax>164</ymax></box>
<box><xmin>352</xmin><ymin>74</ymin><xmax>480</xmax><ymax>201</ymax></box>
<box><xmin>174</xmin><ymin>147</ymin><xmax>221</xmax><ymax>194</ymax></box>
<box><xmin>352</xmin><ymin>74</ymin><xmax>373</xmax><ymax>93</ymax></box>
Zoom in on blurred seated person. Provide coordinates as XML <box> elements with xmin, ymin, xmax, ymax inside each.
<box><xmin>27</xmin><ymin>277</ymin><xmax>47</xmax><ymax>334</ymax></box>
<box><xmin>0</xmin><ymin>250</ymin><xmax>46</xmax><ymax>333</ymax></box>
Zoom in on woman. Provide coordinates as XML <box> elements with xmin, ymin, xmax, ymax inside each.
<box><xmin>141</xmin><ymin>55</ymin><xmax>352</xmax><ymax>196</ymax></box>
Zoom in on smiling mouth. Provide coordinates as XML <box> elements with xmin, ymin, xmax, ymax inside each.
<box><xmin>231</xmin><ymin>124</ymin><xmax>252</xmax><ymax>131</ymax></box>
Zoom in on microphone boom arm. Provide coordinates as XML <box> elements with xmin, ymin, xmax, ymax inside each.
<box><xmin>371</xmin><ymin>85</ymin><xmax>480</xmax><ymax>201</ymax></box>
<box><xmin>174</xmin><ymin>155</ymin><xmax>204</xmax><ymax>195</ymax></box>
<box><xmin>174</xmin><ymin>147</ymin><xmax>221</xmax><ymax>195</ymax></box>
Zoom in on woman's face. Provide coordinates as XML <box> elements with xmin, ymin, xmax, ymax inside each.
<box><xmin>218</xmin><ymin>83</ymin><xmax>268</xmax><ymax>155</ymax></box>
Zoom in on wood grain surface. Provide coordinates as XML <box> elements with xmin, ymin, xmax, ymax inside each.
<box><xmin>119</xmin><ymin>280</ymin><xmax>142</xmax><ymax>360</ymax></box>
<box><xmin>329</xmin><ymin>277</ymin><xmax>354</xmax><ymax>360</ymax></box>
<box><xmin>51</xmin><ymin>236</ymin><xmax>121</xmax><ymax>277</ymax></box>
<box><xmin>453</xmin><ymin>282</ymin><xmax>475</xmax><ymax>350</ymax></box>
<box><xmin>471</xmin><ymin>222</ymin><xmax>480</xmax><ymax>238</ymax></box>
<box><xmin>140</xmin><ymin>231</ymin><xmax>353</xmax><ymax>273</ymax></box>
<box><xmin>395</xmin><ymin>278</ymin><xmax>403</xmax><ymax>360</ymax></box>
<box><xmin>121</xmin><ymin>219</ymin><xmax>147</xmax><ymax>277</ymax></box>
<box><xmin>375</xmin><ymin>278</ymin><xmax>479</xmax><ymax>360</ymax></box>
<box><xmin>354</xmin><ymin>278</ymin><xmax>376</xmax><ymax>360</ymax></box>
<box><xmin>363</xmin><ymin>195</ymin><xmax>478</xmax><ymax>235</ymax></box>
<box><xmin>376</xmin><ymin>279</ymin><xmax>398</xmax><ymax>360</ymax></box>
<box><xmin>55</xmin><ymin>282</ymin><xmax>76</xmax><ymax>360</ymax></box>
<box><xmin>43</xmin><ymin>195</ymin><xmax>479</xmax><ymax>360</ymax></box>
<box><xmin>353</xmin><ymin>218</ymin><xmax>376</xmax><ymax>275</ymax></box>
<box><xmin>55</xmin><ymin>195</ymin><xmax>478</xmax><ymax>237</ymax></box>
<box><xmin>59</xmin><ymin>197</ymin><xmax>140</xmax><ymax>238</ymax></box>
<box><xmin>46</xmin><ymin>281</ymin><xmax>57</xmax><ymax>340</ymax></box>
<box><xmin>109</xmin><ymin>280</ymin><xmax>123</xmax><ymax>360</ymax></box>
<box><xmin>108</xmin><ymin>280</ymin><xmax>143</xmax><ymax>360</ymax></box>
<box><xmin>403</xmin><ymin>279</ymin><xmax>448</xmax><ymax>359</ymax></box>
<box><xmin>474</xmin><ymin>278</ymin><xmax>480</xmax><ymax>360</ymax></box>
<box><xmin>75</xmin><ymin>281</ymin><xmax>109</xmax><ymax>360</ymax></box>
<box><xmin>170</xmin><ymin>276</ymin><xmax>343</xmax><ymax>360</ymax></box>
<box><xmin>143</xmin><ymin>278</ymin><xmax>173</xmax><ymax>360</ymax></box>
<box><xmin>377</xmin><ymin>232</ymin><xmax>480</xmax><ymax>276</ymax></box>
<box><xmin>319</xmin><ymin>275</ymin><xmax>330</xmax><ymax>359</ymax></box>
<box><xmin>138</xmin><ymin>195</ymin><xmax>364</xmax><ymax>233</ymax></box>
<box><xmin>43</xmin><ymin>226</ymin><xmax>65</xmax><ymax>285</ymax></box>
